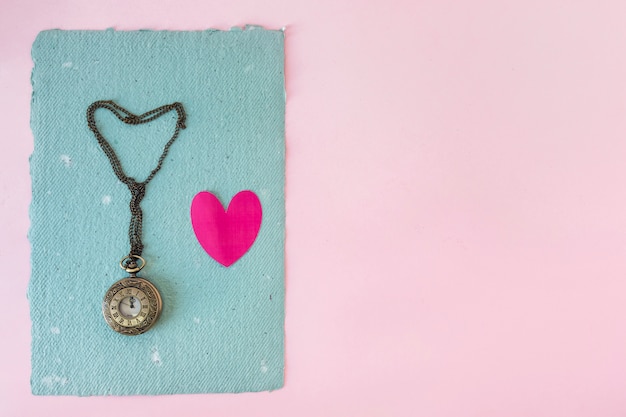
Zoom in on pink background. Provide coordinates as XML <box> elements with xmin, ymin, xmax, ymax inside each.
<box><xmin>2</xmin><ymin>0</ymin><xmax>626</xmax><ymax>415</ymax></box>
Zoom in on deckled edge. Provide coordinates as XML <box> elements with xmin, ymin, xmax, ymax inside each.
<box><xmin>28</xmin><ymin>31</ymin><xmax>40</xmax><ymax>396</ymax></box>
<box><xmin>34</xmin><ymin>25</ymin><xmax>285</xmax><ymax>37</ymax></box>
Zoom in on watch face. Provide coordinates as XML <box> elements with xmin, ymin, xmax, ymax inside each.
<box><xmin>103</xmin><ymin>277</ymin><xmax>162</xmax><ymax>335</ymax></box>
<box><xmin>118</xmin><ymin>294</ymin><xmax>144</xmax><ymax>319</ymax></box>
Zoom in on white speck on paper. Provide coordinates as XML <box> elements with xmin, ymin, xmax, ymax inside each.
<box><xmin>102</xmin><ymin>195</ymin><xmax>112</xmax><ymax>205</ymax></box>
<box><xmin>151</xmin><ymin>348</ymin><xmax>162</xmax><ymax>366</ymax></box>
<box><xmin>62</xmin><ymin>62</ymin><xmax>73</xmax><ymax>68</ymax></box>
<box><xmin>50</xmin><ymin>327</ymin><xmax>60</xmax><ymax>334</ymax></box>
<box><xmin>264</xmin><ymin>274</ymin><xmax>272</xmax><ymax>281</ymax></box>
<box><xmin>55</xmin><ymin>357</ymin><xmax>62</xmax><ymax>364</ymax></box>
<box><xmin>193</xmin><ymin>317</ymin><xmax>201</xmax><ymax>324</ymax></box>
<box><xmin>260</xmin><ymin>360</ymin><xmax>268</xmax><ymax>373</ymax></box>
<box><xmin>41</xmin><ymin>374</ymin><xmax>67</xmax><ymax>388</ymax></box>
<box><xmin>260</xmin><ymin>188</ymin><xmax>269</xmax><ymax>197</ymax></box>
<box><xmin>244</xmin><ymin>64</ymin><xmax>254</xmax><ymax>73</ymax></box>
<box><xmin>60</xmin><ymin>154</ymin><xmax>72</xmax><ymax>167</ymax></box>
<box><xmin>68</xmin><ymin>295</ymin><xmax>74</xmax><ymax>301</ymax></box>
<box><xmin>46</xmin><ymin>190</ymin><xmax>52</xmax><ymax>195</ymax></box>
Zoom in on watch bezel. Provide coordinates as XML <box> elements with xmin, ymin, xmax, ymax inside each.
<box><xmin>102</xmin><ymin>277</ymin><xmax>162</xmax><ymax>336</ymax></box>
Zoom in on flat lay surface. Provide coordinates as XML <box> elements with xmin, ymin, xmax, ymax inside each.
<box><xmin>2</xmin><ymin>0</ymin><xmax>626</xmax><ymax>415</ymax></box>
<box><xmin>29</xmin><ymin>29</ymin><xmax>285</xmax><ymax>395</ymax></box>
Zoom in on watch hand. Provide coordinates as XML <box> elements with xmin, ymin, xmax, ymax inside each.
<box><xmin>129</xmin><ymin>297</ymin><xmax>135</xmax><ymax>309</ymax></box>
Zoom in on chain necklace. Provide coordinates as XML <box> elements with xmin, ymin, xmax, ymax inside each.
<box><xmin>87</xmin><ymin>100</ymin><xmax>187</xmax><ymax>335</ymax></box>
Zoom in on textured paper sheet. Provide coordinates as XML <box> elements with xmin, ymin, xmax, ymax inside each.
<box><xmin>29</xmin><ymin>28</ymin><xmax>285</xmax><ymax>395</ymax></box>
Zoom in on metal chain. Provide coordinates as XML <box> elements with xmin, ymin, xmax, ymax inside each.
<box><xmin>86</xmin><ymin>100</ymin><xmax>187</xmax><ymax>259</ymax></box>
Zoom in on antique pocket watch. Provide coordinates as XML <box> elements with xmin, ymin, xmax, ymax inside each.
<box><xmin>87</xmin><ymin>100</ymin><xmax>186</xmax><ymax>336</ymax></box>
<box><xmin>102</xmin><ymin>256</ymin><xmax>163</xmax><ymax>336</ymax></box>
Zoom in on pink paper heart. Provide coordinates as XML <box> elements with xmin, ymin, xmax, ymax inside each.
<box><xmin>191</xmin><ymin>190</ymin><xmax>262</xmax><ymax>267</ymax></box>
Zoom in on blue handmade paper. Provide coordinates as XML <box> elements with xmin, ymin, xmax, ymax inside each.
<box><xmin>29</xmin><ymin>28</ymin><xmax>285</xmax><ymax>395</ymax></box>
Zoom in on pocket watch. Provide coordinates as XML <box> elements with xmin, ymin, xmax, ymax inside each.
<box><xmin>88</xmin><ymin>101</ymin><xmax>185</xmax><ymax>336</ymax></box>
<box><xmin>102</xmin><ymin>256</ymin><xmax>162</xmax><ymax>336</ymax></box>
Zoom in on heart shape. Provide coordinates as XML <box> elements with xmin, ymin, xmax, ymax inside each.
<box><xmin>191</xmin><ymin>191</ymin><xmax>262</xmax><ymax>267</ymax></box>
